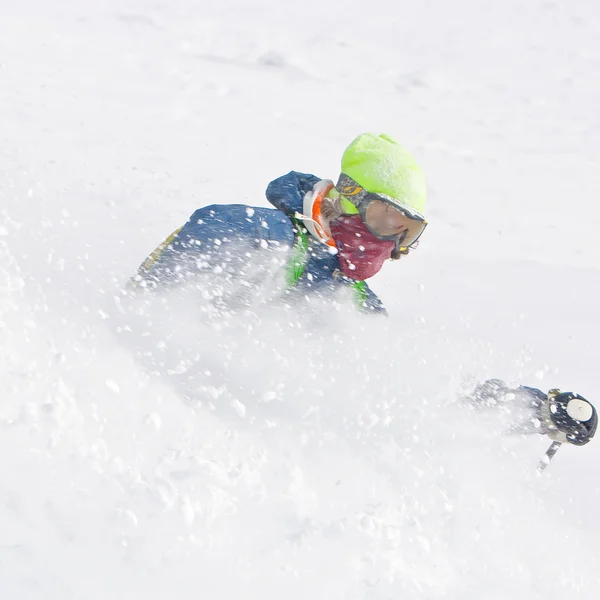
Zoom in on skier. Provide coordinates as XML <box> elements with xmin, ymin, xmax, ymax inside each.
<box><xmin>129</xmin><ymin>132</ymin><xmax>428</xmax><ymax>315</ymax></box>
<box><xmin>128</xmin><ymin>132</ymin><xmax>596</xmax><ymax>468</ymax></box>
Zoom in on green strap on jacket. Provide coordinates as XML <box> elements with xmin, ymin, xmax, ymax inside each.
<box><xmin>286</xmin><ymin>217</ymin><xmax>368</xmax><ymax>308</ymax></box>
<box><xmin>285</xmin><ymin>217</ymin><xmax>311</xmax><ymax>288</ymax></box>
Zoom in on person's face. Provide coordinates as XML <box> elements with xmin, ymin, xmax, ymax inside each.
<box><xmin>329</xmin><ymin>214</ymin><xmax>396</xmax><ymax>280</ymax></box>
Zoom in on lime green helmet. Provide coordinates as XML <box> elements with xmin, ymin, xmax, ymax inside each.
<box><xmin>340</xmin><ymin>133</ymin><xmax>427</xmax><ymax>214</ymax></box>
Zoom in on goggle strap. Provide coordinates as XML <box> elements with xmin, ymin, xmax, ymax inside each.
<box><xmin>336</xmin><ymin>174</ymin><xmax>425</xmax><ymax>221</ymax></box>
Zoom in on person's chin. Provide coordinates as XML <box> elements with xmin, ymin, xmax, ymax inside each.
<box><xmin>338</xmin><ymin>253</ymin><xmax>387</xmax><ymax>281</ymax></box>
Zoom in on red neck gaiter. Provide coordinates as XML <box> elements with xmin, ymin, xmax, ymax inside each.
<box><xmin>329</xmin><ymin>215</ymin><xmax>395</xmax><ymax>281</ymax></box>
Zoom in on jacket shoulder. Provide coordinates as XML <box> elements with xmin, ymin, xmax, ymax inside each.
<box><xmin>265</xmin><ymin>171</ymin><xmax>321</xmax><ymax>216</ymax></box>
<box><xmin>184</xmin><ymin>204</ymin><xmax>293</xmax><ymax>243</ymax></box>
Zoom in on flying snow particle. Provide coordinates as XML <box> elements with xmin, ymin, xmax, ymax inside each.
<box><xmin>144</xmin><ymin>413</ymin><xmax>162</xmax><ymax>431</ymax></box>
<box><xmin>232</xmin><ymin>399</ymin><xmax>246</xmax><ymax>417</ymax></box>
<box><xmin>105</xmin><ymin>379</ymin><xmax>120</xmax><ymax>393</ymax></box>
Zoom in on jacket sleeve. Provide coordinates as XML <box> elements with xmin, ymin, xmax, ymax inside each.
<box><xmin>265</xmin><ymin>171</ymin><xmax>321</xmax><ymax>216</ymax></box>
<box><xmin>130</xmin><ymin>204</ymin><xmax>294</xmax><ymax>291</ymax></box>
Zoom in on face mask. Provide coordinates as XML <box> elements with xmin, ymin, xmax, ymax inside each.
<box><xmin>329</xmin><ymin>215</ymin><xmax>395</xmax><ymax>280</ymax></box>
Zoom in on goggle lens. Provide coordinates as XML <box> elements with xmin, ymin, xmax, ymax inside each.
<box><xmin>364</xmin><ymin>199</ymin><xmax>426</xmax><ymax>247</ymax></box>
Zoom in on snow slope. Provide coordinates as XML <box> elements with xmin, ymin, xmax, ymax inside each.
<box><xmin>2</xmin><ymin>0</ymin><xmax>600</xmax><ymax>597</ymax></box>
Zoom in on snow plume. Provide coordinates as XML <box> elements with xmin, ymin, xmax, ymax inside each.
<box><xmin>2</xmin><ymin>254</ymin><xmax>600</xmax><ymax>599</ymax></box>
<box><xmin>3</xmin><ymin>0</ymin><xmax>600</xmax><ymax>596</ymax></box>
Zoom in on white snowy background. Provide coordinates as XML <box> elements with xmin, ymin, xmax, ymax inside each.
<box><xmin>2</xmin><ymin>0</ymin><xmax>600</xmax><ymax>598</ymax></box>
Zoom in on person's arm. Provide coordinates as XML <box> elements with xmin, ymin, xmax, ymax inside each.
<box><xmin>468</xmin><ymin>380</ymin><xmax>597</xmax><ymax>465</ymax></box>
<box><xmin>266</xmin><ymin>171</ymin><xmax>321</xmax><ymax>216</ymax></box>
<box><xmin>130</xmin><ymin>204</ymin><xmax>295</xmax><ymax>294</ymax></box>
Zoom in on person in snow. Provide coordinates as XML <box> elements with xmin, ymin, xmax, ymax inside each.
<box><xmin>130</xmin><ymin>132</ymin><xmax>427</xmax><ymax>316</ymax></box>
<box><xmin>128</xmin><ymin>132</ymin><xmax>597</xmax><ymax>466</ymax></box>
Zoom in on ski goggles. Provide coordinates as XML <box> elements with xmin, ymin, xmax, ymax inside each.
<box><xmin>336</xmin><ymin>174</ymin><xmax>427</xmax><ymax>250</ymax></box>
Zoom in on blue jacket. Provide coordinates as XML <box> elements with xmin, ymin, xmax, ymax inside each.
<box><xmin>135</xmin><ymin>171</ymin><xmax>387</xmax><ymax>314</ymax></box>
